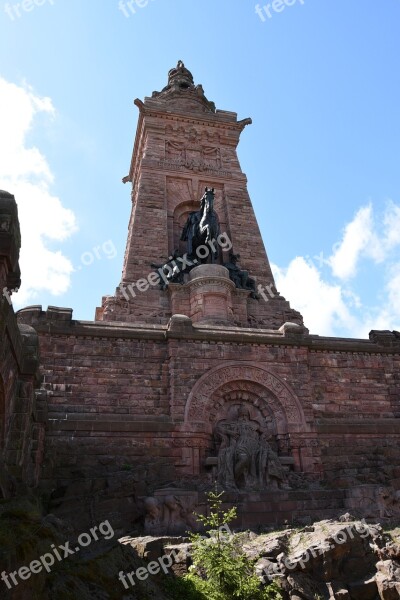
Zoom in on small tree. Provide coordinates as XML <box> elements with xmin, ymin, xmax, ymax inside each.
<box><xmin>180</xmin><ymin>488</ymin><xmax>282</xmax><ymax>600</ymax></box>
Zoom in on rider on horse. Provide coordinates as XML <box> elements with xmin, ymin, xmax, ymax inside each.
<box><xmin>181</xmin><ymin>187</ymin><xmax>220</xmax><ymax>263</ymax></box>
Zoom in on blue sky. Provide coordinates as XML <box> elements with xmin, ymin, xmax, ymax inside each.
<box><xmin>1</xmin><ymin>0</ymin><xmax>400</xmax><ymax>337</ymax></box>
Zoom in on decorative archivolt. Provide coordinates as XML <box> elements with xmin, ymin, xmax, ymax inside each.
<box><xmin>183</xmin><ymin>362</ymin><xmax>307</xmax><ymax>435</ymax></box>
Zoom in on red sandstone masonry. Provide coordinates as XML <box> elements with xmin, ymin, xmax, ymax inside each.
<box><xmin>9</xmin><ymin>66</ymin><xmax>400</xmax><ymax>532</ymax></box>
<box><xmin>12</xmin><ymin>297</ymin><xmax>400</xmax><ymax>531</ymax></box>
<box><xmin>0</xmin><ymin>192</ymin><xmax>43</xmax><ymax>494</ymax></box>
<box><xmin>97</xmin><ymin>65</ymin><xmax>301</xmax><ymax>328</ymax></box>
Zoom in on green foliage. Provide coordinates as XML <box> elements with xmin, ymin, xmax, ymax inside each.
<box><xmin>166</xmin><ymin>488</ymin><xmax>282</xmax><ymax>600</ymax></box>
<box><xmin>121</xmin><ymin>463</ymin><xmax>132</xmax><ymax>471</ymax></box>
<box><xmin>163</xmin><ymin>575</ymin><xmax>208</xmax><ymax>600</ymax></box>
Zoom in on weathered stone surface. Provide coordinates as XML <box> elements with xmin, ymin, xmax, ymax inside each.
<box><xmin>375</xmin><ymin>557</ymin><xmax>400</xmax><ymax>599</ymax></box>
<box><xmin>119</xmin><ymin>535</ymin><xmax>188</xmax><ymax>561</ymax></box>
<box><xmin>0</xmin><ymin>192</ymin><xmax>43</xmax><ymax>500</ymax></box>
<box><xmin>250</xmin><ymin>519</ymin><xmax>382</xmax><ymax>599</ymax></box>
<box><xmin>118</xmin><ymin>517</ymin><xmax>400</xmax><ymax>599</ymax></box>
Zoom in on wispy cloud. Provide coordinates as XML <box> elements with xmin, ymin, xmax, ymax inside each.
<box><xmin>272</xmin><ymin>257</ymin><xmax>357</xmax><ymax>337</ymax></box>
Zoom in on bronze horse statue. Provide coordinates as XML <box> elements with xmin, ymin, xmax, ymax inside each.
<box><xmin>181</xmin><ymin>187</ymin><xmax>220</xmax><ymax>263</ymax></box>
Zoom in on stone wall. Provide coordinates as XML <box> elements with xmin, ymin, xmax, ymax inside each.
<box><xmin>0</xmin><ymin>191</ymin><xmax>44</xmax><ymax>498</ymax></box>
<box><xmin>15</xmin><ymin>303</ymin><xmax>400</xmax><ymax>530</ymax></box>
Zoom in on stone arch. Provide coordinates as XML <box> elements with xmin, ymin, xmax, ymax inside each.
<box><xmin>183</xmin><ymin>362</ymin><xmax>307</xmax><ymax>435</ymax></box>
<box><xmin>171</xmin><ymin>189</ymin><xmax>228</xmax><ymax>260</ymax></box>
<box><xmin>210</xmin><ymin>382</ymin><xmax>282</xmax><ymax>435</ymax></box>
<box><xmin>173</xmin><ymin>200</ymin><xmax>197</xmax><ymax>254</ymax></box>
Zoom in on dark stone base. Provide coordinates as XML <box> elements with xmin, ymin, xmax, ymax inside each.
<box><xmin>213</xmin><ymin>489</ymin><xmax>348</xmax><ymax>529</ymax></box>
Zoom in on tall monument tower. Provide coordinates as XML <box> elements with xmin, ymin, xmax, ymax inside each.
<box><xmin>96</xmin><ymin>61</ymin><xmax>303</xmax><ymax>330</ymax></box>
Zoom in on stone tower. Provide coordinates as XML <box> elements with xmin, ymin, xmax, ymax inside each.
<box><xmin>96</xmin><ymin>61</ymin><xmax>303</xmax><ymax>330</ymax></box>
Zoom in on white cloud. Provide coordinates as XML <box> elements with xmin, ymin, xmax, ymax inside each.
<box><xmin>329</xmin><ymin>204</ymin><xmax>380</xmax><ymax>280</ymax></box>
<box><xmin>272</xmin><ymin>257</ymin><xmax>356</xmax><ymax>336</ymax></box>
<box><xmin>330</xmin><ymin>201</ymin><xmax>400</xmax><ymax>281</ymax></box>
<box><xmin>0</xmin><ymin>77</ymin><xmax>77</xmax><ymax>307</ymax></box>
<box><xmin>382</xmin><ymin>200</ymin><xmax>400</xmax><ymax>251</ymax></box>
<box><xmin>274</xmin><ymin>201</ymin><xmax>400</xmax><ymax>338</ymax></box>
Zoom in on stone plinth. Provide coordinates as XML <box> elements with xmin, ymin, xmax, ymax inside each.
<box><xmin>187</xmin><ymin>264</ymin><xmax>235</xmax><ymax>323</ymax></box>
<box><xmin>218</xmin><ymin>489</ymin><xmax>348</xmax><ymax>528</ymax></box>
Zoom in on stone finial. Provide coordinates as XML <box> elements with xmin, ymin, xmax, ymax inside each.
<box><xmin>150</xmin><ymin>61</ymin><xmax>216</xmax><ymax>113</ymax></box>
<box><xmin>167</xmin><ymin>60</ymin><xmax>195</xmax><ymax>88</ymax></box>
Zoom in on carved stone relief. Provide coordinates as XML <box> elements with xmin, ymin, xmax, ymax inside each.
<box><xmin>164</xmin><ymin>140</ymin><xmax>222</xmax><ymax>173</ymax></box>
<box><xmin>214</xmin><ymin>404</ymin><xmax>288</xmax><ymax>492</ymax></box>
<box><xmin>184</xmin><ymin>364</ymin><xmax>307</xmax><ymax>434</ymax></box>
<box><xmin>143</xmin><ymin>490</ymin><xmax>199</xmax><ymax>535</ymax></box>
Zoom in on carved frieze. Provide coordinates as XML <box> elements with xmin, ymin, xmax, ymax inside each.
<box><xmin>165</xmin><ymin>137</ymin><xmax>221</xmax><ymax>165</ymax></box>
<box><xmin>156</xmin><ymin>157</ymin><xmax>231</xmax><ymax>177</ymax></box>
<box><xmin>165</xmin><ymin>123</ymin><xmax>221</xmax><ymax>144</ymax></box>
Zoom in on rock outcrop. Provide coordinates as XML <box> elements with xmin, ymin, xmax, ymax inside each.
<box><xmin>162</xmin><ymin>516</ymin><xmax>400</xmax><ymax>599</ymax></box>
<box><xmin>2</xmin><ymin>501</ymin><xmax>400</xmax><ymax>599</ymax></box>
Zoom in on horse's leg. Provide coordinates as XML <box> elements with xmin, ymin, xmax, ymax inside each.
<box><xmin>208</xmin><ymin>225</ymin><xmax>219</xmax><ymax>263</ymax></box>
<box><xmin>199</xmin><ymin>215</ymin><xmax>207</xmax><ymax>236</ymax></box>
<box><xmin>204</xmin><ymin>225</ymin><xmax>216</xmax><ymax>263</ymax></box>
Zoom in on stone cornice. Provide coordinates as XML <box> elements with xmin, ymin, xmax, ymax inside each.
<box><xmin>126</xmin><ymin>100</ymin><xmax>250</xmax><ymax>187</ymax></box>
<box><xmin>140</xmin><ymin>106</ymin><xmax>250</xmax><ymax>131</ymax></box>
<box><xmin>16</xmin><ymin>306</ymin><xmax>400</xmax><ymax>355</ymax></box>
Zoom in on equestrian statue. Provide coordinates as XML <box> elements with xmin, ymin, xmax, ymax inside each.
<box><xmin>181</xmin><ymin>187</ymin><xmax>220</xmax><ymax>263</ymax></box>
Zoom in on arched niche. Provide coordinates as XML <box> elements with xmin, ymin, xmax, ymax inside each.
<box><xmin>172</xmin><ymin>200</ymin><xmax>198</xmax><ymax>255</ymax></box>
<box><xmin>183</xmin><ymin>362</ymin><xmax>307</xmax><ymax>436</ymax></box>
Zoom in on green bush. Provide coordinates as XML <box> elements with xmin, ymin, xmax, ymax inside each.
<box><xmin>166</xmin><ymin>489</ymin><xmax>282</xmax><ymax>600</ymax></box>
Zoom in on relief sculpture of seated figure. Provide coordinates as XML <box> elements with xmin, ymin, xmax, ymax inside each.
<box><xmin>215</xmin><ymin>406</ymin><xmax>288</xmax><ymax>492</ymax></box>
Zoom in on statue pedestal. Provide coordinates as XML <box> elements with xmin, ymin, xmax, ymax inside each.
<box><xmin>187</xmin><ymin>264</ymin><xmax>236</xmax><ymax>324</ymax></box>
